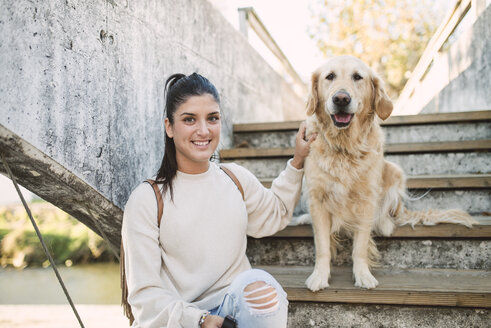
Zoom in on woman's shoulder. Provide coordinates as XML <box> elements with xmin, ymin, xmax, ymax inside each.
<box><xmin>125</xmin><ymin>180</ymin><xmax>157</xmax><ymax>209</ymax></box>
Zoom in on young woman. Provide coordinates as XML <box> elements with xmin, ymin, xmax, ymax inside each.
<box><xmin>121</xmin><ymin>73</ymin><xmax>316</xmax><ymax>328</ymax></box>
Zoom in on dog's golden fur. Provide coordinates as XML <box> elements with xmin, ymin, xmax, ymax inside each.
<box><xmin>304</xmin><ymin>56</ymin><xmax>476</xmax><ymax>291</ymax></box>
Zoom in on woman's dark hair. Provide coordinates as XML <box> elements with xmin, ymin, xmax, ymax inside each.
<box><xmin>156</xmin><ymin>73</ymin><xmax>220</xmax><ymax>199</ymax></box>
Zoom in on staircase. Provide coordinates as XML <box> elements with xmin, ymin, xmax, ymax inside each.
<box><xmin>220</xmin><ymin>110</ymin><xmax>491</xmax><ymax>327</ymax></box>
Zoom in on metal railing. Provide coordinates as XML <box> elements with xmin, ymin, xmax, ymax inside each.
<box><xmin>238</xmin><ymin>7</ymin><xmax>307</xmax><ymax>96</ymax></box>
<box><xmin>394</xmin><ymin>0</ymin><xmax>487</xmax><ymax>115</ymax></box>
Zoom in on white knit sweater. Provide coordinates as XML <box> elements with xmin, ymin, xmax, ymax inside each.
<box><xmin>122</xmin><ymin>160</ymin><xmax>303</xmax><ymax>327</ymax></box>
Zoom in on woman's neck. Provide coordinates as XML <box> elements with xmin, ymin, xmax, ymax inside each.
<box><xmin>177</xmin><ymin>161</ymin><xmax>210</xmax><ymax>174</ymax></box>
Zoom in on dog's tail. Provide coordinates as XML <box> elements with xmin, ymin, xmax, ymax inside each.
<box><xmin>395</xmin><ymin>208</ymin><xmax>477</xmax><ymax>228</ymax></box>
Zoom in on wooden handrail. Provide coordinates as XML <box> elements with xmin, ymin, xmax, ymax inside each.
<box><xmin>238</xmin><ymin>7</ymin><xmax>307</xmax><ymax>96</ymax></box>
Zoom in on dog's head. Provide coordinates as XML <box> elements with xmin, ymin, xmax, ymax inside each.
<box><xmin>306</xmin><ymin>56</ymin><xmax>393</xmax><ymax>129</ymax></box>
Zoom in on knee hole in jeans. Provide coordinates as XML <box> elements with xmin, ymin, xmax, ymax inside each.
<box><xmin>243</xmin><ymin>281</ymin><xmax>280</xmax><ymax>314</ymax></box>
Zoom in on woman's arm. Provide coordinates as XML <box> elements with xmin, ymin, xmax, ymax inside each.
<box><xmin>225</xmin><ymin>122</ymin><xmax>317</xmax><ymax>238</ymax></box>
<box><xmin>122</xmin><ymin>183</ymin><xmax>207</xmax><ymax>328</ymax></box>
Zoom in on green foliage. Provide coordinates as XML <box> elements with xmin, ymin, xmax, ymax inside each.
<box><xmin>308</xmin><ymin>0</ymin><xmax>450</xmax><ymax>98</ymax></box>
<box><xmin>0</xmin><ymin>202</ymin><xmax>116</xmax><ymax>268</ymax></box>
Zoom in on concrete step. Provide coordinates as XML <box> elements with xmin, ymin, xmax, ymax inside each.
<box><xmin>290</xmin><ymin>188</ymin><xmax>490</xmax><ymax>216</ymax></box>
<box><xmin>259</xmin><ymin>265</ymin><xmax>491</xmax><ymax>327</ymax></box>
<box><xmin>247</xmin><ymin>221</ymin><xmax>490</xmax><ymax>270</ymax></box>
<box><xmin>226</xmin><ymin>150</ymin><xmax>489</xmax><ymax>177</ymax></box>
<box><xmin>233</xmin><ymin>110</ymin><xmax>491</xmax><ymax>148</ymax></box>
<box><xmin>257</xmin><ymin>265</ymin><xmax>491</xmax><ymax>308</ymax></box>
<box><xmin>246</xmin><ymin>219</ymin><xmax>491</xmax><ymax>270</ymax></box>
<box><xmin>260</xmin><ymin>173</ymin><xmax>491</xmax><ymax>189</ymax></box>
<box><xmin>287</xmin><ymin>302</ymin><xmax>490</xmax><ymax>328</ymax></box>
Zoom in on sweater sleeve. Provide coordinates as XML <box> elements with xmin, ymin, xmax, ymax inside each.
<box><xmin>121</xmin><ymin>183</ymin><xmax>207</xmax><ymax>328</ymax></box>
<box><xmin>223</xmin><ymin>159</ymin><xmax>304</xmax><ymax>238</ymax></box>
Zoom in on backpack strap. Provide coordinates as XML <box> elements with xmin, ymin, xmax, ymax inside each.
<box><xmin>219</xmin><ymin>165</ymin><xmax>244</xmax><ymax>200</ymax></box>
<box><xmin>144</xmin><ymin>179</ymin><xmax>164</xmax><ymax>227</ymax></box>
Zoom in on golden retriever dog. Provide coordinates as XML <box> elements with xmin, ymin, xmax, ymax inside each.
<box><xmin>304</xmin><ymin>55</ymin><xmax>476</xmax><ymax>291</ymax></box>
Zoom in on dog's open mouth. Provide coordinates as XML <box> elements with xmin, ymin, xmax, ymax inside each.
<box><xmin>331</xmin><ymin>113</ymin><xmax>353</xmax><ymax>128</ymax></box>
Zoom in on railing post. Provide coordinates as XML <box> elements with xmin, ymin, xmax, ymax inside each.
<box><xmin>238</xmin><ymin>7</ymin><xmax>249</xmax><ymax>38</ymax></box>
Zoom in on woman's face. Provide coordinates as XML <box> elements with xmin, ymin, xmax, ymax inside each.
<box><xmin>164</xmin><ymin>94</ymin><xmax>221</xmax><ymax>174</ymax></box>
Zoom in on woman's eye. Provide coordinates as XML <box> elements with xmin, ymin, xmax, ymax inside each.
<box><xmin>326</xmin><ymin>73</ymin><xmax>335</xmax><ymax>80</ymax></box>
<box><xmin>209</xmin><ymin>116</ymin><xmax>220</xmax><ymax>122</ymax></box>
<box><xmin>353</xmin><ymin>73</ymin><xmax>363</xmax><ymax>81</ymax></box>
<box><xmin>183</xmin><ymin>117</ymin><xmax>195</xmax><ymax>123</ymax></box>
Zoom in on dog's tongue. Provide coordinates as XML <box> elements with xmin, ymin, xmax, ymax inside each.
<box><xmin>334</xmin><ymin>113</ymin><xmax>352</xmax><ymax>123</ymax></box>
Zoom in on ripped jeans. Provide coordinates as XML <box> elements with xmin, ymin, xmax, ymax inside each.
<box><xmin>209</xmin><ymin>269</ymin><xmax>288</xmax><ymax>328</ymax></box>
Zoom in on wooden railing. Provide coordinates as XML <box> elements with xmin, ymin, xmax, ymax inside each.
<box><xmin>238</xmin><ymin>7</ymin><xmax>307</xmax><ymax>96</ymax></box>
<box><xmin>394</xmin><ymin>0</ymin><xmax>487</xmax><ymax>115</ymax></box>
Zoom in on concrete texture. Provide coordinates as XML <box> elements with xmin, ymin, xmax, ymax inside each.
<box><xmin>247</xmin><ymin>237</ymin><xmax>490</xmax><ymax>270</ymax></box>
<box><xmin>234</xmin><ymin>151</ymin><xmax>490</xmax><ymax>179</ymax></box>
<box><xmin>291</xmin><ymin>189</ymin><xmax>490</xmax><ymax>217</ymax></box>
<box><xmin>233</xmin><ymin>122</ymin><xmax>491</xmax><ymax>148</ymax></box>
<box><xmin>287</xmin><ymin>302</ymin><xmax>490</xmax><ymax>328</ymax></box>
<box><xmin>0</xmin><ymin>0</ymin><xmax>304</xmax><ymax>244</ymax></box>
<box><xmin>400</xmin><ymin>5</ymin><xmax>491</xmax><ymax>114</ymax></box>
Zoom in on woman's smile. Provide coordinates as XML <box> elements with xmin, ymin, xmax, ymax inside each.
<box><xmin>192</xmin><ymin>140</ymin><xmax>211</xmax><ymax>148</ymax></box>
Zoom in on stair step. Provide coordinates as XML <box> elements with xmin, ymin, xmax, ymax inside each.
<box><xmin>221</xmin><ymin>140</ymin><xmax>491</xmax><ymax>159</ymax></box>
<box><xmin>298</xmin><ymin>189</ymin><xmax>489</xmax><ymax>215</ymax></box>
<box><xmin>247</xmin><ymin>236</ymin><xmax>489</xmax><ymax>269</ymax></box>
<box><xmin>233</xmin><ymin>111</ymin><xmax>491</xmax><ymax>147</ymax></box>
<box><xmin>230</xmin><ymin>151</ymin><xmax>489</xmax><ymax>178</ymax></box>
<box><xmin>274</xmin><ymin>220</ymin><xmax>491</xmax><ymax>238</ymax></box>
<box><xmin>257</xmin><ymin>265</ymin><xmax>491</xmax><ymax>308</ymax></box>
<box><xmin>233</xmin><ymin>110</ymin><xmax>491</xmax><ymax>132</ymax></box>
<box><xmin>287</xmin><ymin>302</ymin><xmax>490</xmax><ymax>328</ymax></box>
<box><xmin>235</xmin><ymin>122</ymin><xmax>491</xmax><ymax>148</ymax></box>
<box><xmin>260</xmin><ymin>174</ymin><xmax>491</xmax><ymax>189</ymax></box>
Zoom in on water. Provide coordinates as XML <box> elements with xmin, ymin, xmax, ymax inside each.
<box><xmin>0</xmin><ymin>263</ymin><xmax>121</xmax><ymax>304</ymax></box>
<box><xmin>0</xmin><ymin>263</ymin><xmax>128</xmax><ymax>327</ymax></box>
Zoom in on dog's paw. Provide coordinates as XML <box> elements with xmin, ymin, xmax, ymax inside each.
<box><xmin>354</xmin><ymin>270</ymin><xmax>379</xmax><ymax>289</ymax></box>
<box><xmin>305</xmin><ymin>270</ymin><xmax>329</xmax><ymax>292</ymax></box>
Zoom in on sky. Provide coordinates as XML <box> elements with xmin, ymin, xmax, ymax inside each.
<box><xmin>209</xmin><ymin>0</ymin><xmax>326</xmax><ymax>81</ymax></box>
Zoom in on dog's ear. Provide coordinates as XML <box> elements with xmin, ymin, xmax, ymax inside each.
<box><xmin>306</xmin><ymin>71</ymin><xmax>320</xmax><ymax>116</ymax></box>
<box><xmin>371</xmin><ymin>73</ymin><xmax>393</xmax><ymax>120</ymax></box>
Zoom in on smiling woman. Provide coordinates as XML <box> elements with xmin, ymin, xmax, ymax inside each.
<box><xmin>164</xmin><ymin>93</ymin><xmax>221</xmax><ymax>174</ymax></box>
<box><xmin>120</xmin><ymin>73</ymin><xmax>317</xmax><ymax>328</ymax></box>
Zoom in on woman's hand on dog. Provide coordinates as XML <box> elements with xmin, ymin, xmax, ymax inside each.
<box><xmin>291</xmin><ymin>122</ymin><xmax>317</xmax><ymax>169</ymax></box>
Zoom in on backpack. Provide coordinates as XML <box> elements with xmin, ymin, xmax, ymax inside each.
<box><xmin>121</xmin><ymin>165</ymin><xmax>244</xmax><ymax>325</ymax></box>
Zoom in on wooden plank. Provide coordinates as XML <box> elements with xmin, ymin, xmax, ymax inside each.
<box><xmin>220</xmin><ymin>147</ymin><xmax>295</xmax><ymax>159</ymax></box>
<box><xmin>406</xmin><ymin>174</ymin><xmax>491</xmax><ymax>189</ymax></box>
<box><xmin>383</xmin><ymin>110</ymin><xmax>491</xmax><ymax>126</ymax></box>
<box><xmin>384</xmin><ymin>140</ymin><xmax>491</xmax><ymax>154</ymax></box>
<box><xmin>220</xmin><ymin>140</ymin><xmax>491</xmax><ymax>159</ymax></box>
<box><xmin>261</xmin><ymin>174</ymin><xmax>491</xmax><ymax>189</ymax></box>
<box><xmin>234</xmin><ymin>121</ymin><xmax>303</xmax><ymax>132</ymax></box>
<box><xmin>233</xmin><ymin>111</ymin><xmax>491</xmax><ymax>132</ymax></box>
<box><xmin>272</xmin><ymin>221</ymin><xmax>491</xmax><ymax>238</ymax></box>
<box><xmin>257</xmin><ymin>265</ymin><xmax>491</xmax><ymax>308</ymax></box>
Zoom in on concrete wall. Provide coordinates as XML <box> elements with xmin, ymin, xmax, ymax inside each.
<box><xmin>401</xmin><ymin>4</ymin><xmax>491</xmax><ymax>114</ymax></box>
<box><xmin>0</xmin><ymin>0</ymin><xmax>304</xmax><ymax>245</ymax></box>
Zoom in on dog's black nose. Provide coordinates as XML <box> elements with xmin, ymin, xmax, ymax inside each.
<box><xmin>333</xmin><ymin>91</ymin><xmax>351</xmax><ymax>106</ymax></box>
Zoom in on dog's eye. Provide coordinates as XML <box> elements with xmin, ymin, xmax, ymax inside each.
<box><xmin>326</xmin><ymin>73</ymin><xmax>335</xmax><ymax>81</ymax></box>
<box><xmin>353</xmin><ymin>73</ymin><xmax>363</xmax><ymax>81</ymax></box>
